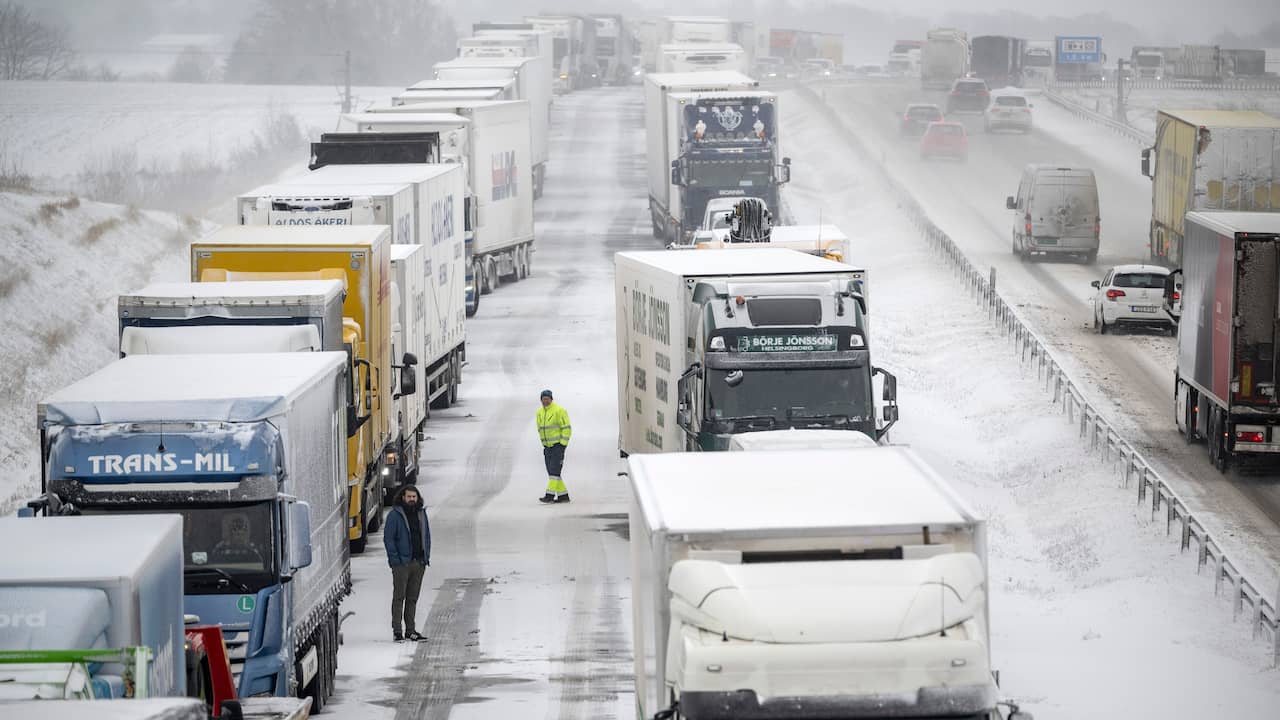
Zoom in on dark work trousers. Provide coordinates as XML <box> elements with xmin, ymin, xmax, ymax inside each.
<box><xmin>543</xmin><ymin>443</ymin><xmax>567</xmax><ymax>497</ymax></box>
<box><xmin>391</xmin><ymin>562</ymin><xmax>426</xmax><ymax>635</ymax></box>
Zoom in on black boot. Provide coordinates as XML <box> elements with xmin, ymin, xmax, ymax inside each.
<box><xmin>539</xmin><ymin>493</ymin><xmax>555</xmax><ymax>504</ymax></box>
<box><xmin>554</xmin><ymin>494</ymin><xmax>571</xmax><ymax>504</ymax></box>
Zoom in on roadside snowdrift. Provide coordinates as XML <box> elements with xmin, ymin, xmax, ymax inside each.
<box><xmin>0</xmin><ymin>190</ymin><xmax>213</xmax><ymax>515</ymax></box>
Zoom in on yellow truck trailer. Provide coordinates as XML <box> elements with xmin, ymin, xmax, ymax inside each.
<box><xmin>191</xmin><ymin>226</ymin><xmax>396</xmax><ymax>553</ymax></box>
<box><xmin>1143</xmin><ymin>109</ymin><xmax>1280</xmax><ymax>265</ymax></box>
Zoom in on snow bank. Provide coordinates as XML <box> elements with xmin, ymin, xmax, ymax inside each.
<box><xmin>0</xmin><ymin>190</ymin><xmax>214</xmax><ymax>515</ymax></box>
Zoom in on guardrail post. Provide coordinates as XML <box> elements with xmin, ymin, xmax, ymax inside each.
<box><xmin>1180</xmin><ymin>514</ymin><xmax>1191</xmax><ymax>549</ymax></box>
<box><xmin>1215</xmin><ymin>554</ymin><xmax>1226</xmax><ymax>596</ymax></box>
<box><xmin>1234</xmin><ymin>572</ymin><xmax>1245</xmax><ymax>621</ymax></box>
<box><xmin>1137</xmin><ymin>466</ymin><xmax>1147</xmax><ymax>504</ymax></box>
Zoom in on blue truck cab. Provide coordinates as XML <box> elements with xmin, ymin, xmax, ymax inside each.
<box><xmin>30</xmin><ymin>353</ymin><xmax>350</xmax><ymax>711</ymax></box>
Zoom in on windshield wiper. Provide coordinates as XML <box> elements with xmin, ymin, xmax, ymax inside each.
<box><xmin>787</xmin><ymin>411</ymin><xmax>852</xmax><ymax>428</ymax></box>
<box><xmin>186</xmin><ymin>567</ymin><xmax>251</xmax><ymax>593</ymax></box>
<box><xmin>726</xmin><ymin>415</ymin><xmax>778</xmax><ymax>430</ymax></box>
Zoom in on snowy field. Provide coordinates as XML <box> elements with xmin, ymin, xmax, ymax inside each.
<box><xmin>0</xmin><ymin>80</ymin><xmax>402</xmax><ymax>186</ymax></box>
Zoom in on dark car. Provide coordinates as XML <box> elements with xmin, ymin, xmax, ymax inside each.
<box><xmin>946</xmin><ymin>78</ymin><xmax>990</xmax><ymax>113</ymax></box>
<box><xmin>899</xmin><ymin>103</ymin><xmax>945</xmax><ymax>136</ymax></box>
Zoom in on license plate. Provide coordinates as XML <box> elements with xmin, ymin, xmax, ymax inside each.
<box><xmin>1131</xmin><ymin>305</ymin><xmax>1157</xmax><ymax>313</ymax></box>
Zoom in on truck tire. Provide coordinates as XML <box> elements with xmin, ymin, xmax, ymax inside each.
<box><xmin>448</xmin><ymin>351</ymin><xmax>460</xmax><ymax>405</ymax></box>
<box><xmin>466</xmin><ymin>264</ymin><xmax>481</xmax><ymax>318</ymax></box>
<box><xmin>303</xmin><ymin>624</ymin><xmax>326</xmax><ymax>714</ymax></box>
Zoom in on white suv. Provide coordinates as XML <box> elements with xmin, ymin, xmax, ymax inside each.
<box><xmin>1091</xmin><ymin>265</ymin><xmax>1175</xmax><ymax>334</ymax></box>
<box><xmin>985</xmin><ymin>93</ymin><xmax>1033</xmax><ymax>133</ymax></box>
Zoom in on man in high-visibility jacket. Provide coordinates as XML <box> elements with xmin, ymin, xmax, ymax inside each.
<box><xmin>537</xmin><ymin>389</ymin><xmax>572</xmax><ymax>504</ymax></box>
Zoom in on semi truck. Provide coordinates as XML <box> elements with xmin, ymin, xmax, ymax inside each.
<box><xmin>659</xmin><ymin>15</ymin><xmax>732</xmax><ymax>45</ymax></box>
<box><xmin>190</xmin><ymin>226</ymin><xmax>394</xmax><ymax>555</ymax></box>
<box><xmin>389</xmin><ymin>244</ymin><xmax>430</xmax><ymax>489</ymax></box>
<box><xmin>118</xmin><ymin>280</ymin><xmax>345</xmax><ymax>357</ymax></box>
<box><xmin>0</xmin><ymin>515</ymin><xmax>186</xmax><ymax>701</ymax></box>
<box><xmin>1174</xmin><ymin>212</ymin><xmax>1280</xmax><ymax>470</ymax></box>
<box><xmin>590</xmin><ymin>13</ymin><xmax>632</xmax><ymax>84</ymax></box>
<box><xmin>643</xmin><ymin>72</ymin><xmax>769</xmax><ymax>242</ymax></box>
<box><xmin>1131</xmin><ymin>47</ymin><xmax>1168</xmax><ymax>80</ymax></box>
<box><xmin>614</xmin><ymin>248</ymin><xmax>898</xmax><ymax>454</ymax></box>
<box><xmin>656</xmin><ymin>43</ymin><xmax>748</xmax><ymax>74</ymax></box>
<box><xmin>1022</xmin><ymin>41</ymin><xmax>1053</xmax><ymax>84</ymax></box>
<box><xmin>336</xmin><ymin>102</ymin><xmax>536</xmax><ymax>311</ymax></box>
<box><xmin>887</xmin><ymin>39</ymin><xmax>923</xmax><ymax>76</ymax></box>
<box><xmin>1141</xmin><ymin>109</ymin><xmax>1280</xmax><ymax>265</ymax></box>
<box><xmin>26</xmin><ymin>352</ymin><xmax>351</xmax><ymax>710</ymax></box>
<box><xmin>526</xmin><ymin>14</ymin><xmax>597</xmax><ymax>91</ymax></box>
<box><xmin>432</xmin><ymin>57</ymin><xmax>551</xmax><ymax>197</ymax></box>
<box><xmin>971</xmin><ymin>35</ymin><xmax>1027</xmax><ymax>88</ymax></box>
<box><xmin>236</xmin><ymin>164</ymin><xmax>464</xmax><ymax>419</ymax></box>
<box><xmin>627</xmin><ymin>447</ymin><xmax>1029</xmax><ymax>720</ymax></box>
<box><xmin>922</xmin><ymin>28</ymin><xmax>970</xmax><ymax>89</ymax></box>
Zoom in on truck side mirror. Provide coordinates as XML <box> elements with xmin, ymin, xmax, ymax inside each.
<box><xmin>1140</xmin><ymin>147</ymin><xmax>1152</xmax><ymax>178</ymax></box>
<box><xmin>670</xmin><ymin>159</ymin><xmax>682</xmax><ymax>187</ymax></box>
<box><xmin>775</xmin><ymin>162</ymin><xmax>791</xmax><ymax>184</ymax></box>
<box><xmin>353</xmin><ymin>357</ymin><xmax>373</xmax><ymax>417</ymax></box>
<box><xmin>1006</xmin><ymin>195</ymin><xmax>1016</xmax><ymax>210</ymax></box>
<box><xmin>402</xmin><ymin>352</ymin><xmax>418</xmax><ymax>366</ymax></box>
<box><xmin>394</xmin><ymin>352</ymin><xmax>419</xmax><ymax>398</ymax></box>
<box><xmin>288</xmin><ymin>501</ymin><xmax>313</xmax><ymax>572</ymax></box>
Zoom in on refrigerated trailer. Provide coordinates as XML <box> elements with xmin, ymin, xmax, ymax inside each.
<box><xmin>1174</xmin><ymin>212</ymin><xmax>1280</xmax><ymax>469</ymax></box>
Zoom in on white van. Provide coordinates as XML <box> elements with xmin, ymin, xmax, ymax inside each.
<box><xmin>1006</xmin><ymin>164</ymin><xmax>1100</xmax><ymax>263</ymax></box>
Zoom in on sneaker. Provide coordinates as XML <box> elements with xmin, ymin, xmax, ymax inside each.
<box><xmin>405</xmin><ymin>631</ymin><xmax>426</xmax><ymax>642</ymax></box>
<box><xmin>393</xmin><ymin>633</ymin><xmax>404</xmax><ymax>643</ymax></box>
<box><xmin>539</xmin><ymin>494</ymin><xmax>555</xmax><ymax>504</ymax></box>
<box><xmin>554</xmin><ymin>494</ymin><xmax>571</xmax><ymax>504</ymax></box>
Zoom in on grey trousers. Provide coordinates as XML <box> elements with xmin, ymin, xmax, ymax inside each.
<box><xmin>391</xmin><ymin>562</ymin><xmax>426</xmax><ymax>635</ymax></box>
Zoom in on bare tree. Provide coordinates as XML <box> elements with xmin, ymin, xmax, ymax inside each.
<box><xmin>0</xmin><ymin>1</ymin><xmax>75</xmax><ymax>80</ymax></box>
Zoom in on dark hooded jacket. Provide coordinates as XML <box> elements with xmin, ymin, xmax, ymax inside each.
<box><xmin>383</xmin><ymin>484</ymin><xmax>431</xmax><ymax>567</ymax></box>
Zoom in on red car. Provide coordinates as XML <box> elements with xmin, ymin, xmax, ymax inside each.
<box><xmin>919</xmin><ymin>121</ymin><xmax>968</xmax><ymax>161</ymax></box>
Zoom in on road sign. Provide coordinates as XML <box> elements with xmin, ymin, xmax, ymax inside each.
<box><xmin>1056</xmin><ymin>36</ymin><xmax>1102</xmax><ymax>64</ymax></box>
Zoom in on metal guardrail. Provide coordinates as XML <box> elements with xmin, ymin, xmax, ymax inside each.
<box><xmin>1041</xmin><ymin>87</ymin><xmax>1153</xmax><ymax>146</ymax></box>
<box><xmin>801</xmin><ymin>81</ymin><xmax>1280</xmax><ymax>664</ymax></box>
<box><xmin>1051</xmin><ymin>79</ymin><xmax>1280</xmax><ymax>92</ymax></box>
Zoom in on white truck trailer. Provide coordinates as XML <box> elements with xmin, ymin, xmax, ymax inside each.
<box><xmin>615</xmin><ymin>248</ymin><xmax>897</xmax><ymax>453</ymax></box>
<box><xmin>659</xmin><ymin>15</ymin><xmax>733</xmax><ymax>45</ymax></box>
<box><xmin>393</xmin><ymin>80</ymin><xmax>516</xmax><ymax>107</ymax></box>
<box><xmin>433</xmin><ymin>56</ymin><xmax>552</xmax><ymax>198</ymax></box>
<box><xmin>922</xmin><ymin>28</ymin><xmax>970</xmax><ymax>89</ymax></box>
<box><xmin>117</xmin><ymin>280</ymin><xmax>346</xmax><ymax>357</ymax></box>
<box><xmin>628</xmin><ymin>447</ymin><xmax>1028</xmax><ymax>720</ymax></box>
<box><xmin>237</xmin><ymin>163</ymin><xmax>466</xmax><ymax>412</ymax></box>
<box><xmin>340</xmin><ymin>102</ymin><xmax>535</xmax><ymax>306</ymax></box>
<box><xmin>657</xmin><ymin>43</ymin><xmax>748</xmax><ymax>74</ymax></box>
<box><xmin>389</xmin><ymin>244</ymin><xmax>430</xmax><ymax>486</ymax></box>
<box><xmin>644</xmin><ymin>72</ymin><xmax>760</xmax><ymax>242</ymax></box>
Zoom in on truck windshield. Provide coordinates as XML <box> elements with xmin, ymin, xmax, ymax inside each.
<box><xmin>83</xmin><ymin>502</ymin><xmax>276</xmax><ymax>594</ymax></box>
<box><xmin>1137</xmin><ymin>54</ymin><xmax>1162</xmax><ymax>67</ymax></box>
<box><xmin>690</xmin><ymin>160</ymin><xmax>772</xmax><ymax>189</ymax></box>
<box><xmin>706</xmin><ymin>367</ymin><xmax>871</xmax><ymax>430</ymax></box>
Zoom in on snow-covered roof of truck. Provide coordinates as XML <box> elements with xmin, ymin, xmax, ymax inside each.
<box><xmin>241</xmin><ymin>180</ymin><xmax>408</xmax><ymax>198</ymax></box>
<box><xmin>389</xmin><ymin>90</ymin><xmax>505</xmax><ymax>103</ymax></box>
<box><xmin>405</xmin><ymin>78</ymin><xmax>514</xmax><ymax>90</ymax></box>
<box><xmin>1162</xmin><ymin>109</ymin><xmax>1280</xmax><ymax>129</ymax></box>
<box><xmin>616</xmin><ymin>248</ymin><xmax>854</xmax><ymax>277</ymax></box>
<box><xmin>645</xmin><ymin>71</ymin><xmax>757</xmax><ymax>90</ymax></box>
<box><xmin>193</xmin><ymin>225</ymin><xmax>389</xmax><ymax>248</ymax></box>
<box><xmin>628</xmin><ymin>447</ymin><xmax>980</xmax><ymax>534</ymax></box>
<box><xmin>390</xmin><ymin>244</ymin><xmax>423</xmax><ymax>261</ymax></box>
<box><xmin>668</xmin><ymin>90</ymin><xmax>776</xmax><ymax>102</ymax></box>
<box><xmin>260</xmin><ymin>162</ymin><xmax>458</xmax><ymax>189</ymax></box>
<box><xmin>668</xmin><ymin>553</ymin><xmax>985</xmax><ymax>643</ymax></box>
<box><xmin>342</xmin><ymin>111</ymin><xmax>471</xmax><ymax>127</ymax></box>
<box><xmin>1185</xmin><ymin>210</ymin><xmax>1280</xmax><ymax>235</ymax></box>
<box><xmin>121</xmin><ymin>280</ymin><xmax>345</xmax><ymax>304</ymax></box>
<box><xmin>0</xmin><ymin>515</ymin><xmax>182</xmax><ymax>584</ymax></box>
<box><xmin>434</xmin><ymin>56</ymin><xmax>534</xmax><ymax>69</ymax></box>
<box><xmin>39</xmin><ymin>352</ymin><xmax>346</xmax><ymax>425</ymax></box>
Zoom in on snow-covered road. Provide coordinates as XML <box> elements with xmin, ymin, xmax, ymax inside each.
<box><xmin>813</xmin><ymin>79</ymin><xmax>1280</xmax><ymax>587</ymax></box>
<box><xmin>322</xmin><ymin>84</ymin><xmax>1280</xmax><ymax>718</ymax></box>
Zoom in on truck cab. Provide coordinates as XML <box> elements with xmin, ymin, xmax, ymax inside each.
<box><xmin>678</xmin><ymin>275</ymin><xmax>896</xmax><ymax>449</ymax></box>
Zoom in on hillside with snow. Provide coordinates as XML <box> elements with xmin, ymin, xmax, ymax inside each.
<box><xmin>0</xmin><ymin>190</ymin><xmax>214</xmax><ymax>515</ymax></box>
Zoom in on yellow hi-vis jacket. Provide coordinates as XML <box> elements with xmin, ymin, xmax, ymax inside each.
<box><xmin>537</xmin><ymin>403</ymin><xmax>572</xmax><ymax>447</ymax></box>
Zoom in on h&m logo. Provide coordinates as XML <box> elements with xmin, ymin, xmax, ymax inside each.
<box><xmin>491</xmin><ymin>151</ymin><xmax>519</xmax><ymax>201</ymax></box>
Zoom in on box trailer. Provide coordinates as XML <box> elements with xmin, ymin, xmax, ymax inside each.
<box><xmin>659</xmin><ymin>15</ymin><xmax>733</xmax><ymax>45</ymax></box>
<box><xmin>922</xmin><ymin>28</ymin><xmax>970</xmax><ymax>89</ymax></box>
<box><xmin>432</xmin><ymin>57</ymin><xmax>551</xmax><ymax>198</ymax></box>
<box><xmin>190</xmin><ymin>226</ymin><xmax>395</xmax><ymax>554</ymax></box>
<box><xmin>389</xmin><ymin>244</ymin><xmax>429</xmax><ymax>488</ymax></box>
<box><xmin>340</xmin><ymin>102</ymin><xmax>535</xmax><ymax>307</ymax></box>
<box><xmin>627</xmin><ymin>447</ymin><xmax>1013</xmax><ymax>720</ymax></box>
<box><xmin>656</xmin><ymin>43</ymin><xmax>748</xmax><ymax>74</ymax></box>
<box><xmin>1141</xmin><ymin>109</ymin><xmax>1280</xmax><ymax>265</ymax></box>
<box><xmin>1174</xmin><ymin>212</ymin><xmax>1280</xmax><ymax>469</ymax></box>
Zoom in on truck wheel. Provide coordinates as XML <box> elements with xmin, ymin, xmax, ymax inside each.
<box><xmin>466</xmin><ymin>264</ymin><xmax>481</xmax><ymax>318</ymax></box>
<box><xmin>448</xmin><ymin>351</ymin><xmax>460</xmax><ymax>404</ymax></box>
<box><xmin>1083</xmin><ymin>250</ymin><xmax>1098</xmax><ymax>264</ymax></box>
<box><xmin>305</xmin><ymin>625</ymin><xmax>327</xmax><ymax>714</ymax></box>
